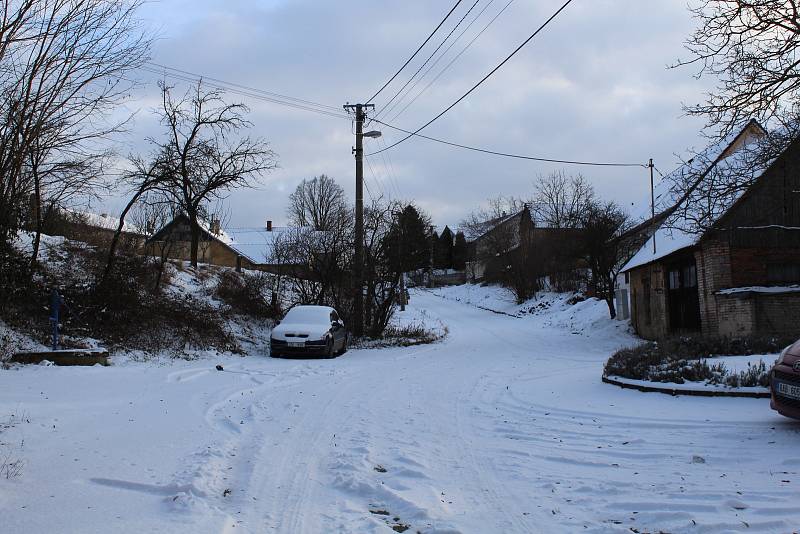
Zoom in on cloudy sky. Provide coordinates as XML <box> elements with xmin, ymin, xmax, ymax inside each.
<box><xmin>107</xmin><ymin>0</ymin><xmax>717</xmax><ymax>230</ymax></box>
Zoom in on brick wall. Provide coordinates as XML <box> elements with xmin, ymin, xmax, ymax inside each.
<box><xmin>715</xmin><ymin>294</ymin><xmax>755</xmax><ymax>337</ymax></box>
<box><xmin>628</xmin><ymin>263</ymin><xmax>669</xmax><ymax>340</ymax></box>
<box><xmin>755</xmin><ymin>292</ymin><xmax>800</xmax><ymax>336</ymax></box>
<box><xmin>695</xmin><ymin>239</ymin><xmax>732</xmax><ymax>336</ymax></box>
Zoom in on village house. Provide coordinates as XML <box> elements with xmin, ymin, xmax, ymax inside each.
<box><xmin>30</xmin><ymin>207</ymin><xmax>147</xmax><ymax>251</ymax></box>
<box><xmin>466</xmin><ymin>205</ymin><xmax>584</xmax><ymax>289</ymax></box>
<box><xmin>147</xmin><ymin>215</ymin><xmax>314</xmax><ymax>274</ymax></box>
<box><xmin>620</xmin><ymin>121</ymin><xmax>800</xmax><ymax>340</ymax></box>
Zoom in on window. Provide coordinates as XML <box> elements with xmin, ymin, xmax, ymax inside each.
<box><xmin>683</xmin><ymin>265</ymin><xmax>697</xmax><ymax>288</ymax></box>
<box><xmin>330</xmin><ymin>311</ymin><xmax>339</xmax><ymax>323</ymax></box>
<box><xmin>668</xmin><ymin>270</ymin><xmax>681</xmax><ymax>290</ymax></box>
<box><xmin>767</xmin><ymin>264</ymin><xmax>800</xmax><ymax>284</ymax></box>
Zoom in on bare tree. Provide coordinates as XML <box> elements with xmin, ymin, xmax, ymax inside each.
<box><xmin>287</xmin><ymin>175</ymin><xmax>351</xmax><ymax>231</ymax></box>
<box><xmin>147</xmin><ymin>81</ymin><xmax>278</xmax><ymax>267</ymax></box>
<box><xmin>531</xmin><ymin>171</ymin><xmax>594</xmax><ymax>228</ymax></box>
<box><xmin>674</xmin><ymin>0</ymin><xmax>800</xmax><ymax>138</ymax></box>
<box><xmin>459</xmin><ymin>195</ymin><xmax>523</xmax><ymax>240</ymax></box>
<box><xmin>102</xmin><ymin>151</ymin><xmax>171</xmax><ymax>283</ymax></box>
<box><xmin>129</xmin><ymin>193</ymin><xmax>177</xmax><ymax>291</ymax></box>
<box><xmin>580</xmin><ymin>200</ymin><xmax>632</xmax><ymax>318</ymax></box>
<box><xmin>0</xmin><ymin>0</ymin><xmax>150</xmax><ymax>248</ymax></box>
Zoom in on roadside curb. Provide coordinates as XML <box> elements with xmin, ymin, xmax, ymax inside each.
<box><xmin>602</xmin><ymin>375</ymin><xmax>770</xmax><ymax>398</ymax></box>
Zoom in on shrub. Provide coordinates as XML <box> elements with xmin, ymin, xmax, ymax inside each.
<box><xmin>604</xmin><ymin>334</ymin><xmax>789</xmax><ymax>387</ymax></box>
<box><xmin>214</xmin><ymin>270</ymin><xmax>278</xmax><ymax>319</ymax></box>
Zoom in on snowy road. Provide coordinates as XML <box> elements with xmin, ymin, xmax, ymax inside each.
<box><xmin>3</xmin><ymin>289</ymin><xmax>800</xmax><ymax>533</ymax></box>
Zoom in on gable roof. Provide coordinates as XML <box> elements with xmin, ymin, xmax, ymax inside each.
<box><xmin>224</xmin><ymin>226</ymin><xmax>319</xmax><ymax>265</ymax></box>
<box><xmin>625</xmin><ymin>120</ymin><xmax>766</xmax><ymax>236</ymax></box>
<box><xmin>622</xmin><ymin>121</ymin><xmax>773</xmax><ymax>272</ymax></box>
<box><xmin>149</xmin><ymin>214</ymin><xmax>321</xmax><ymax>266</ymax></box>
<box><xmin>468</xmin><ymin>207</ymin><xmax>529</xmax><ymax>243</ymax></box>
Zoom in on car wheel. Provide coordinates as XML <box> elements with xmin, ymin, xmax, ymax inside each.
<box><xmin>325</xmin><ymin>338</ymin><xmax>335</xmax><ymax>359</ymax></box>
<box><xmin>339</xmin><ymin>335</ymin><xmax>348</xmax><ymax>355</ymax></box>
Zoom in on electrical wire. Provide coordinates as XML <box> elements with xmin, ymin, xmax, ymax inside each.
<box><xmin>147</xmin><ymin>62</ymin><xmax>342</xmax><ymax>112</ymax></box>
<box><xmin>366</xmin><ymin>0</ymin><xmax>464</xmax><ymax>104</ymax></box>
<box><xmin>375</xmin><ymin>0</ymin><xmax>483</xmax><ymax>120</ymax></box>
<box><xmin>377</xmin><ymin>136</ymin><xmax>403</xmax><ymax>198</ymax></box>
<box><xmin>140</xmin><ymin>65</ymin><xmax>350</xmax><ymax>120</ymax></box>
<box><xmin>369</xmin><ymin>0</ymin><xmax>575</xmax><ymax>156</ymax></box>
<box><xmin>387</xmin><ymin>0</ymin><xmax>515</xmax><ymax>124</ymax></box>
<box><xmin>372</xmin><ymin>118</ymin><xmax>647</xmax><ymax>167</ymax></box>
<box><xmin>381</xmin><ymin>0</ymin><xmax>501</xmax><ymax>122</ymax></box>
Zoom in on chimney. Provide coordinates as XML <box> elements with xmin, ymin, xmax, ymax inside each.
<box><xmin>266</xmin><ymin>220</ymin><xmax>273</xmax><ymax>232</ymax></box>
<box><xmin>210</xmin><ymin>218</ymin><xmax>221</xmax><ymax>236</ymax></box>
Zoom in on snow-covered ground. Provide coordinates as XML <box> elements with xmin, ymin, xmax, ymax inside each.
<box><xmin>2</xmin><ymin>287</ymin><xmax>799</xmax><ymax>533</ymax></box>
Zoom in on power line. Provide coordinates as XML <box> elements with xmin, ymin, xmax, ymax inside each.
<box><xmin>366</xmin><ymin>0</ymin><xmax>464</xmax><ymax>104</ymax></box>
<box><xmin>372</xmin><ymin>118</ymin><xmax>647</xmax><ymax>167</ymax></box>
<box><xmin>377</xmin><ymin>136</ymin><xmax>403</xmax><ymax>198</ymax></box>
<box><xmin>146</xmin><ymin>62</ymin><xmax>342</xmax><ymax>112</ymax></box>
<box><xmin>387</xmin><ymin>0</ymin><xmax>515</xmax><ymax>124</ymax></box>
<box><xmin>140</xmin><ymin>65</ymin><xmax>350</xmax><ymax>120</ymax></box>
<box><xmin>375</xmin><ymin>0</ymin><xmax>483</xmax><ymax>120</ymax></box>
<box><xmin>369</xmin><ymin>0</ymin><xmax>575</xmax><ymax>156</ymax></box>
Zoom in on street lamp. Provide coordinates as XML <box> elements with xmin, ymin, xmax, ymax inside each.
<box><xmin>362</xmin><ymin>130</ymin><xmax>382</xmax><ymax>139</ymax></box>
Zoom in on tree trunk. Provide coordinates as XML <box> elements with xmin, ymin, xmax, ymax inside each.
<box><xmin>604</xmin><ymin>271</ymin><xmax>618</xmax><ymax>320</ymax></box>
<box><xmin>606</xmin><ymin>295</ymin><xmax>617</xmax><ymax>320</ymax></box>
<box><xmin>188</xmin><ymin>211</ymin><xmax>200</xmax><ymax>268</ymax></box>
<box><xmin>29</xmin><ymin>168</ymin><xmax>42</xmax><ymax>270</ymax></box>
<box><xmin>101</xmin><ymin>191</ymin><xmax>141</xmax><ymax>285</ymax></box>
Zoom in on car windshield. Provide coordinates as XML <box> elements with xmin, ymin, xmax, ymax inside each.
<box><xmin>283</xmin><ymin>306</ymin><xmax>331</xmax><ymax>325</ymax></box>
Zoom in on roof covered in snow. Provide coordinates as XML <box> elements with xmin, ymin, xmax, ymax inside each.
<box><xmin>622</xmin><ymin>121</ymin><xmax>772</xmax><ymax>272</ymax></box>
<box><xmin>67</xmin><ymin>209</ymin><xmax>143</xmax><ymax>235</ymax></box>
<box><xmin>223</xmin><ymin>226</ymin><xmax>317</xmax><ymax>265</ymax></box>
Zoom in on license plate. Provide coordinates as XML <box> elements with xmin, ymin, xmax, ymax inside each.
<box><xmin>288</xmin><ymin>342</ymin><xmax>305</xmax><ymax>348</ymax></box>
<box><xmin>776</xmin><ymin>381</ymin><xmax>800</xmax><ymax>400</ymax></box>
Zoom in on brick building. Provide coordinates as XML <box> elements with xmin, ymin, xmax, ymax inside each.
<box><xmin>621</xmin><ymin>125</ymin><xmax>800</xmax><ymax>340</ymax></box>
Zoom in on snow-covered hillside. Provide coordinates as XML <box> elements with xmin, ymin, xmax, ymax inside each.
<box><xmin>3</xmin><ymin>285</ymin><xmax>798</xmax><ymax>533</ymax></box>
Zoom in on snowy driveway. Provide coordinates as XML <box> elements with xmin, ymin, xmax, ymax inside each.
<box><xmin>3</xmin><ymin>290</ymin><xmax>800</xmax><ymax>533</ymax></box>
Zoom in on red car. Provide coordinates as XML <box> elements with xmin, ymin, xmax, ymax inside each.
<box><xmin>770</xmin><ymin>338</ymin><xmax>800</xmax><ymax>420</ymax></box>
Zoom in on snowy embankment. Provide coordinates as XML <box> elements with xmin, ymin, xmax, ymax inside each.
<box><xmin>2</xmin><ymin>285</ymin><xmax>800</xmax><ymax>533</ymax></box>
<box><xmin>424</xmin><ymin>283</ymin><xmax>633</xmax><ymax>340</ymax></box>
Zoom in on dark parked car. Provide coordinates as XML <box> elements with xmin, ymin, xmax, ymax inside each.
<box><xmin>270</xmin><ymin>305</ymin><xmax>348</xmax><ymax>359</ymax></box>
<box><xmin>770</xmin><ymin>338</ymin><xmax>800</xmax><ymax>420</ymax></box>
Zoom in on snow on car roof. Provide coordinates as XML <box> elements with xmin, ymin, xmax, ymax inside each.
<box><xmin>283</xmin><ymin>305</ymin><xmax>335</xmax><ymax>323</ymax></box>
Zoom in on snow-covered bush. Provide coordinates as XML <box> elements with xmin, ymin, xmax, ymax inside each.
<box><xmin>604</xmin><ymin>335</ymin><xmax>787</xmax><ymax>386</ymax></box>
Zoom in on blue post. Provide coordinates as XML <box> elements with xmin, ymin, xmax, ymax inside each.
<box><xmin>49</xmin><ymin>289</ymin><xmax>62</xmax><ymax>351</ymax></box>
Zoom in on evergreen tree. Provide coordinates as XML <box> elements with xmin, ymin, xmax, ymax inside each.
<box><xmin>452</xmin><ymin>231</ymin><xmax>468</xmax><ymax>270</ymax></box>
<box><xmin>435</xmin><ymin>226</ymin><xmax>454</xmax><ymax>269</ymax></box>
<box><xmin>388</xmin><ymin>204</ymin><xmax>432</xmax><ymax>272</ymax></box>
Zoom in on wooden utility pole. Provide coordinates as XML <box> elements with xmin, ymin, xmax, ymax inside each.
<box><xmin>343</xmin><ymin>103</ymin><xmax>374</xmax><ymax>337</ymax></box>
<box><xmin>649</xmin><ymin>158</ymin><xmax>656</xmax><ymax>254</ymax></box>
<box><xmin>428</xmin><ymin>224</ymin><xmax>436</xmax><ymax>288</ymax></box>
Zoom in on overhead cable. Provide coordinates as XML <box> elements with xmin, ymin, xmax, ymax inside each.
<box><xmin>369</xmin><ymin>0</ymin><xmax>575</xmax><ymax>156</ymax></box>
<box><xmin>366</xmin><ymin>0</ymin><xmax>464</xmax><ymax>104</ymax></box>
<box><xmin>375</xmin><ymin>0</ymin><xmax>483</xmax><ymax>120</ymax></box>
<box><xmin>141</xmin><ymin>65</ymin><xmax>349</xmax><ymax>120</ymax></box>
<box><xmin>372</xmin><ymin>118</ymin><xmax>647</xmax><ymax>167</ymax></box>
<box><xmin>387</xmin><ymin>0</ymin><xmax>515</xmax><ymax>124</ymax></box>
